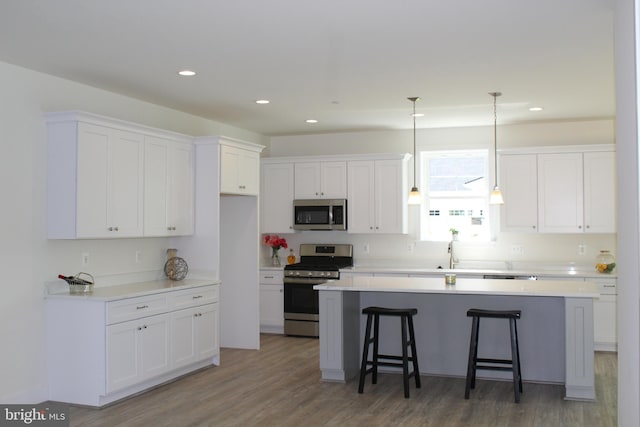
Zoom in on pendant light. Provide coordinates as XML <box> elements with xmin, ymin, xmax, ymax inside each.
<box><xmin>407</xmin><ymin>96</ymin><xmax>421</xmax><ymax>205</ymax></box>
<box><xmin>489</xmin><ymin>92</ymin><xmax>504</xmax><ymax>205</ymax></box>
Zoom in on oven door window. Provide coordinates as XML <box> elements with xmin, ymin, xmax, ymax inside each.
<box><xmin>295</xmin><ymin>206</ymin><xmax>329</xmax><ymax>225</ymax></box>
<box><xmin>284</xmin><ymin>283</ymin><xmax>319</xmax><ymax>315</ymax></box>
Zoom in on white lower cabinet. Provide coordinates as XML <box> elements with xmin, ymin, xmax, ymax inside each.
<box><xmin>592</xmin><ymin>278</ymin><xmax>617</xmax><ymax>351</ymax></box>
<box><xmin>260</xmin><ymin>270</ymin><xmax>284</xmax><ymax>334</ymax></box>
<box><xmin>107</xmin><ymin>313</ymin><xmax>171</xmax><ymax>392</ymax></box>
<box><xmin>171</xmin><ymin>303</ymin><xmax>220</xmax><ymax>369</ymax></box>
<box><xmin>46</xmin><ymin>282</ymin><xmax>220</xmax><ymax>407</ymax></box>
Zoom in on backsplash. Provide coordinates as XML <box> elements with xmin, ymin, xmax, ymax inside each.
<box><xmin>263</xmin><ymin>231</ymin><xmax>616</xmax><ymax>270</ymax></box>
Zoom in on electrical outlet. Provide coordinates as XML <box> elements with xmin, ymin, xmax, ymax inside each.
<box><xmin>135</xmin><ymin>250</ymin><xmax>141</xmax><ymax>264</ymax></box>
<box><xmin>510</xmin><ymin>245</ymin><xmax>524</xmax><ymax>255</ymax></box>
<box><xmin>408</xmin><ymin>243</ymin><xmax>415</xmax><ymax>253</ymax></box>
<box><xmin>81</xmin><ymin>252</ymin><xmax>90</xmax><ymax>266</ymax></box>
<box><xmin>363</xmin><ymin>243</ymin><xmax>370</xmax><ymax>254</ymax></box>
<box><xmin>578</xmin><ymin>245</ymin><xmax>586</xmax><ymax>255</ymax></box>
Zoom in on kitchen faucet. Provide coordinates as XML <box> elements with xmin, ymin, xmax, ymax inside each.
<box><xmin>448</xmin><ymin>240</ymin><xmax>458</xmax><ymax>269</ymax></box>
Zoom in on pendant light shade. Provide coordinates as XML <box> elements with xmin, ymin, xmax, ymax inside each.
<box><xmin>408</xmin><ymin>97</ymin><xmax>421</xmax><ymax>205</ymax></box>
<box><xmin>489</xmin><ymin>92</ymin><xmax>504</xmax><ymax>205</ymax></box>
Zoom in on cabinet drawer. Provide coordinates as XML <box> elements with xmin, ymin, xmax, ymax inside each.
<box><xmin>107</xmin><ymin>294</ymin><xmax>169</xmax><ymax>325</ymax></box>
<box><xmin>593</xmin><ymin>280</ymin><xmax>617</xmax><ymax>295</ymax></box>
<box><xmin>260</xmin><ymin>271</ymin><xmax>284</xmax><ymax>284</ymax></box>
<box><xmin>170</xmin><ymin>286</ymin><xmax>219</xmax><ymax>310</ymax></box>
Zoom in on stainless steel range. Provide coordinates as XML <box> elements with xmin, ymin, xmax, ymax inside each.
<box><xmin>283</xmin><ymin>244</ymin><xmax>353</xmax><ymax>337</ymax></box>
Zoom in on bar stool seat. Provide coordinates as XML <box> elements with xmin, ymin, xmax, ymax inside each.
<box><xmin>358</xmin><ymin>306</ymin><xmax>421</xmax><ymax>398</ymax></box>
<box><xmin>465</xmin><ymin>308</ymin><xmax>523</xmax><ymax>403</ymax></box>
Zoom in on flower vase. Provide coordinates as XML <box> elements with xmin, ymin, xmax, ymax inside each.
<box><xmin>271</xmin><ymin>248</ymin><xmax>281</xmax><ymax>266</ymax></box>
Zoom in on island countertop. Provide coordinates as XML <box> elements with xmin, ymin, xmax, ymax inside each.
<box><xmin>315</xmin><ymin>275</ymin><xmax>600</xmax><ymax>298</ymax></box>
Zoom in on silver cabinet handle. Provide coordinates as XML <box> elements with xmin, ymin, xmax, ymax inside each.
<box><xmin>136</xmin><ymin>305</ymin><xmax>149</xmax><ymax>310</ymax></box>
<box><xmin>192</xmin><ymin>295</ymin><xmax>203</xmax><ymax>299</ymax></box>
<box><xmin>108</xmin><ymin>226</ymin><xmax>119</xmax><ymax>231</ymax></box>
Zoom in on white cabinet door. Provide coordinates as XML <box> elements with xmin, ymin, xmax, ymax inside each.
<box><xmin>106</xmin><ymin>313</ymin><xmax>170</xmax><ymax>392</ymax></box>
<box><xmin>538</xmin><ymin>153</ymin><xmax>584</xmax><ymax>233</ymax></box>
<box><xmin>347</xmin><ymin>160</ymin><xmax>376</xmax><ymax>233</ymax></box>
<box><xmin>592</xmin><ymin>278</ymin><xmax>617</xmax><ymax>350</ymax></box>
<box><xmin>374</xmin><ymin>160</ymin><xmax>407</xmax><ymax>234</ymax></box>
<box><xmin>196</xmin><ymin>303</ymin><xmax>219</xmax><ymax>361</ymax></box>
<box><xmin>261</xmin><ymin>162</ymin><xmax>295</xmax><ymax>233</ymax></box>
<box><xmin>294</xmin><ymin>162</ymin><xmax>322</xmax><ymax>198</ymax></box>
<box><xmin>584</xmin><ymin>151</ymin><xmax>616</xmax><ymax>233</ymax></box>
<box><xmin>500</xmin><ymin>154</ymin><xmax>538</xmax><ymax>232</ymax></box>
<box><xmin>220</xmin><ymin>145</ymin><xmax>260</xmax><ymax>195</ymax></box>
<box><xmin>144</xmin><ymin>136</ymin><xmax>194</xmax><ymax>236</ymax></box>
<box><xmin>260</xmin><ymin>284</ymin><xmax>284</xmax><ymax>332</ymax></box>
<box><xmin>77</xmin><ymin>123</ymin><xmax>144</xmax><ymax>238</ymax></box>
<box><xmin>106</xmin><ymin>320</ymin><xmax>140</xmax><ymax>392</ymax></box>
<box><xmin>294</xmin><ymin>161</ymin><xmax>347</xmax><ymax>199</ymax></box>
<box><xmin>139</xmin><ymin>314</ymin><xmax>171</xmax><ymax>379</ymax></box>
<box><xmin>348</xmin><ymin>159</ymin><xmax>407</xmax><ymax>234</ymax></box>
<box><xmin>321</xmin><ymin>162</ymin><xmax>348</xmax><ymax>198</ymax></box>
<box><xmin>172</xmin><ymin>303</ymin><xmax>219</xmax><ymax>369</ymax></box>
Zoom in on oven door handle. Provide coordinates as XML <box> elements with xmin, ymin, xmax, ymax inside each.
<box><xmin>283</xmin><ymin>278</ymin><xmax>328</xmax><ymax>285</ymax></box>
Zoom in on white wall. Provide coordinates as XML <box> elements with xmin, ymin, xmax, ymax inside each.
<box><xmin>614</xmin><ymin>0</ymin><xmax>640</xmax><ymax>424</ymax></box>
<box><xmin>0</xmin><ymin>60</ymin><xmax>264</xmax><ymax>403</ymax></box>
<box><xmin>266</xmin><ymin>120</ymin><xmax>616</xmax><ymax>268</ymax></box>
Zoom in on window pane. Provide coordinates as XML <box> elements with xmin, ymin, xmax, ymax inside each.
<box><xmin>420</xmin><ymin>150</ymin><xmax>490</xmax><ymax>241</ymax></box>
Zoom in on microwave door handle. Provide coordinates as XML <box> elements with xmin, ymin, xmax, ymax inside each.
<box><xmin>328</xmin><ymin>204</ymin><xmax>334</xmax><ymax>225</ymax></box>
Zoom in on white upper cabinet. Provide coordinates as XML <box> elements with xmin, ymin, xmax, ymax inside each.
<box><xmin>46</xmin><ymin>111</ymin><xmax>193</xmax><ymax>239</ymax></box>
<box><xmin>261</xmin><ymin>162</ymin><xmax>295</xmax><ymax>233</ymax></box>
<box><xmin>583</xmin><ymin>151</ymin><xmax>616</xmax><ymax>233</ymax></box>
<box><xmin>347</xmin><ymin>156</ymin><xmax>409</xmax><ymax>234</ymax></box>
<box><xmin>538</xmin><ymin>152</ymin><xmax>584</xmax><ymax>233</ymax></box>
<box><xmin>294</xmin><ymin>161</ymin><xmax>347</xmax><ymax>199</ymax></box>
<box><xmin>499</xmin><ymin>146</ymin><xmax>616</xmax><ymax>234</ymax></box>
<box><xmin>220</xmin><ymin>142</ymin><xmax>261</xmax><ymax>195</ymax></box>
<box><xmin>143</xmin><ymin>136</ymin><xmax>194</xmax><ymax>236</ymax></box>
<box><xmin>500</xmin><ymin>154</ymin><xmax>538</xmax><ymax>232</ymax></box>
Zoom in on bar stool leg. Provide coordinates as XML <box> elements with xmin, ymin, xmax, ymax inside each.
<box><xmin>407</xmin><ymin>314</ymin><xmax>421</xmax><ymax>388</ymax></box>
<box><xmin>465</xmin><ymin>316</ymin><xmax>479</xmax><ymax>399</ymax></box>
<box><xmin>401</xmin><ymin>314</ymin><xmax>410</xmax><ymax>398</ymax></box>
<box><xmin>358</xmin><ymin>313</ymin><xmax>373</xmax><ymax>394</ymax></box>
<box><xmin>514</xmin><ymin>319</ymin><xmax>523</xmax><ymax>393</ymax></box>
<box><xmin>372</xmin><ymin>313</ymin><xmax>380</xmax><ymax>384</ymax></box>
<box><xmin>509</xmin><ymin>318</ymin><xmax>521</xmax><ymax>403</ymax></box>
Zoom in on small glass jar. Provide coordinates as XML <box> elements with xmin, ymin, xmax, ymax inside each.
<box><xmin>287</xmin><ymin>249</ymin><xmax>296</xmax><ymax>265</ymax></box>
<box><xmin>595</xmin><ymin>250</ymin><xmax>616</xmax><ymax>273</ymax></box>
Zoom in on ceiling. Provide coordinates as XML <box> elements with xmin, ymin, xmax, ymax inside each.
<box><xmin>0</xmin><ymin>0</ymin><xmax>615</xmax><ymax>136</ymax></box>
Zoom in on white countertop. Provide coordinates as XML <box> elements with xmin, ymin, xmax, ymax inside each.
<box><xmin>262</xmin><ymin>260</ymin><xmax>616</xmax><ymax>279</ymax></box>
<box><xmin>315</xmin><ymin>275</ymin><xmax>600</xmax><ymax>298</ymax></box>
<box><xmin>46</xmin><ymin>278</ymin><xmax>221</xmax><ymax>301</ymax></box>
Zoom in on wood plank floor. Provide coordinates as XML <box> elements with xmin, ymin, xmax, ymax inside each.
<box><xmin>69</xmin><ymin>334</ymin><xmax>617</xmax><ymax>426</ymax></box>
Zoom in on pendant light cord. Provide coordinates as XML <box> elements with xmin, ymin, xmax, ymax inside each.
<box><xmin>413</xmin><ymin>100</ymin><xmax>417</xmax><ymax>188</ymax></box>
<box><xmin>490</xmin><ymin>92</ymin><xmax>501</xmax><ymax>188</ymax></box>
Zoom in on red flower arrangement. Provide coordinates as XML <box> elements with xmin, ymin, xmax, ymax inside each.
<box><xmin>263</xmin><ymin>235</ymin><xmax>288</xmax><ymax>250</ymax></box>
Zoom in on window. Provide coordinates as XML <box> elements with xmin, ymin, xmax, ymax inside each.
<box><xmin>418</xmin><ymin>149</ymin><xmax>491</xmax><ymax>241</ymax></box>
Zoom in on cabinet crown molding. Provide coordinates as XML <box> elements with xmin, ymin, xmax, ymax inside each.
<box><xmin>261</xmin><ymin>152</ymin><xmax>411</xmax><ymax>164</ymax></box>
<box><xmin>194</xmin><ymin>135</ymin><xmax>265</xmax><ymax>153</ymax></box>
<box><xmin>45</xmin><ymin>110</ymin><xmax>193</xmax><ymax>143</ymax></box>
<box><xmin>499</xmin><ymin>144</ymin><xmax>615</xmax><ymax>155</ymax></box>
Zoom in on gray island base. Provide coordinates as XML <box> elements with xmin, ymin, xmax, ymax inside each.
<box><xmin>315</xmin><ymin>276</ymin><xmax>599</xmax><ymax>401</ymax></box>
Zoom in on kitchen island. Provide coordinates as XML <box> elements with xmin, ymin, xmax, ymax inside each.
<box><xmin>315</xmin><ymin>276</ymin><xmax>599</xmax><ymax>400</ymax></box>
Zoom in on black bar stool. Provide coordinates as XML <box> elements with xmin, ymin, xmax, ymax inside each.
<box><xmin>358</xmin><ymin>306</ymin><xmax>421</xmax><ymax>398</ymax></box>
<box><xmin>465</xmin><ymin>308</ymin><xmax>523</xmax><ymax>403</ymax></box>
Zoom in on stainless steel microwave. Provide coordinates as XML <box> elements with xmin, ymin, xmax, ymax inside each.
<box><xmin>293</xmin><ymin>199</ymin><xmax>347</xmax><ymax>230</ymax></box>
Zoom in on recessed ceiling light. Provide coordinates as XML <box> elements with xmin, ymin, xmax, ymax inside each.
<box><xmin>412</xmin><ymin>113</ymin><xmax>425</xmax><ymax>117</ymax></box>
<box><xmin>529</xmin><ymin>106</ymin><xmax>543</xmax><ymax>112</ymax></box>
<box><xmin>305</xmin><ymin>119</ymin><xmax>318</xmax><ymax>124</ymax></box>
<box><xmin>255</xmin><ymin>99</ymin><xmax>270</xmax><ymax>104</ymax></box>
<box><xmin>177</xmin><ymin>70</ymin><xmax>196</xmax><ymax>77</ymax></box>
